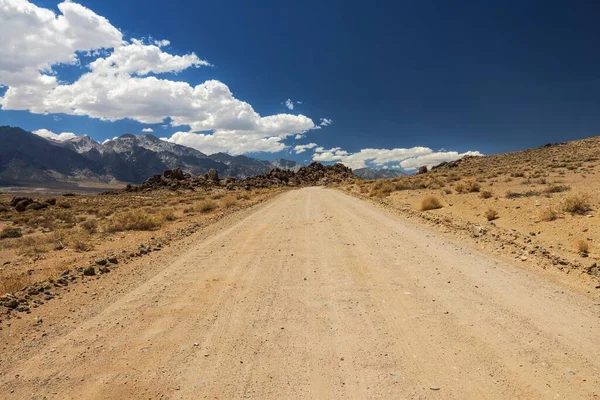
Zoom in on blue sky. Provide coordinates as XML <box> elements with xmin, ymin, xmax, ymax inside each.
<box><xmin>1</xmin><ymin>0</ymin><xmax>600</xmax><ymax>170</ymax></box>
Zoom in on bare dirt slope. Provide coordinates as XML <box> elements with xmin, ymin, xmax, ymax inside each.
<box><xmin>1</xmin><ymin>187</ymin><xmax>599</xmax><ymax>399</ymax></box>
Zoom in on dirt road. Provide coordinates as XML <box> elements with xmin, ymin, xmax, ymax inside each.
<box><xmin>2</xmin><ymin>187</ymin><xmax>599</xmax><ymax>399</ymax></box>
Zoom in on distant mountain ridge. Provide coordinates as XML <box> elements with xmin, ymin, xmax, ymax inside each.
<box><xmin>353</xmin><ymin>167</ymin><xmax>406</xmax><ymax>179</ymax></box>
<box><xmin>0</xmin><ymin>126</ymin><xmax>303</xmax><ymax>186</ymax></box>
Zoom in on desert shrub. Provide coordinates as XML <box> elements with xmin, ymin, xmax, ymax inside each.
<box><xmin>58</xmin><ymin>202</ymin><xmax>71</xmax><ymax>209</ymax></box>
<box><xmin>161</xmin><ymin>209</ymin><xmax>177</xmax><ymax>221</ymax></box>
<box><xmin>561</xmin><ymin>194</ymin><xmax>592</xmax><ymax>215</ymax></box>
<box><xmin>97</xmin><ymin>208</ymin><xmax>113</xmax><ymax>218</ymax></box>
<box><xmin>544</xmin><ymin>184</ymin><xmax>570</xmax><ymax>193</ymax></box>
<box><xmin>443</xmin><ymin>188</ymin><xmax>452</xmax><ymax>194</ymax></box>
<box><xmin>81</xmin><ymin>218</ymin><xmax>98</xmax><ymax>234</ymax></box>
<box><xmin>104</xmin><ymin>210</ymin><xmax>161</xmax><ymax>232</ymax></box>
<box><xmin>198</xmin><ymin>200</ymin><xmax>218</xmax><ymax>213</ymax></box>
<box><xmin>235</xmin><ymin>192</ymin><xmax>251</xmax><ymax>200</ymax></box>
<box><xmin>211</xmin><ymin>193</ymin><xmax>225</xmax><ymax>200</ymax></box>
<box><xmin>54</xmin><ymin>209</ymin><xmax>76</xmax><ymax>224</ymax></box>
<box><xmin>539</xmin><ymin>208</ymin><xmax>557</xmax><ymax>222</ymax></box>
<box><xmin>505</xmin><ymin>191</ymin><xmax>541</xmax><ymax>199</ymax></box>
<box><xmin>370</xmin><ymin>180</ymin><xmax>395</xmax><ymax>197</ymax></box>
<box><xmin>0</xmin><ymin>274</ymin><xmax>32</xmax><ymax>295</ymax></box>
<box><xmin>484</xmin><ymin>208</ymin><xmax>499</xmax><ymax>221</ymax></box>
<box><xmin>221</xmin><ymin>196</ymin><xmax>238</xmax><ymax>209</ymax></box>
<box><xmin>575</xmin><ymin>239</ymin><xmax>589</xmax><ymax>254</ymax></box>
<box><xmin>419</xmin><ymin>196</ymin><xmax>443</xmax><ymax>211</ymax></box>
<box><xmin>0</xmin><ymin>227</ymin><xmax>22</xmax><ymax>239</ymax></box>
<box><xmin>455</xmin><ymin>180</ymin><xmax>480</xmax><ymax>193</ymax></box>
<box><xmin>69</xmin><ymin>232</ymin><xmax>94</xmax><ymax>252</ymax></box>
<box><xmin>480</xmin><ymin>190</ymin><xmax>493</xmax><ymax>199</ymax></box>
<box><xmin>17</xmin><ymin>235</ymin><xmax>51</xmax><ymax>256</ymax></box>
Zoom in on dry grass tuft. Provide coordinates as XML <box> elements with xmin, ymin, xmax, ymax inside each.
<box><xmin>81</xmin><ymin>218</ymin><xmax>98</xmax><ymax>234</ymax></box>
<box><xmin>160</xmin><ymin>209</ymin><xmax>177</xmax><ymax>221</ymax></box>
<box><xmin>561</xmin><ymin>193</ymin><xmax>592</xmax><ymax>215</ymax></box>
<box><xmin>370</xmin><ymin>180</ymin><xmax>395</xmax><ymax>198</ymax></box>
<box><xmin>575</xmin><ymin>239</ymin><xmax>589</xmax><ymax>254</ymax></box>
<box><xmin>455</xmin><ymin>180</ymin><xmax>480</xmax><ymax>194</ymax></box>
<box><xmin>0</xmin><ymin>227</ymin><xmax>22</xmax><ymax>239</ymax></box>
<box><xmin>544</xmin><ymin>184</ymin><xmax>570</xmax><ymax>193</ymax></box>
<box><xmin>484</xmin><ymin>208</ymin><xmax>499</xmax><ymax>221</ymax></box>
<box><xmin>221</xmin><ymin>196</ymin><xmax>238</xmax><ymax>209</ymax></box>
<box><xmin>104</xmin><ymin>210</ymin><xmax>161</xmax><ymax>232</ymax></box>
<box><xmin>480</xmin><ymin>190</ymin><xmax>493</xmax><ymax>199</ymax></box>
<box><xmin>419</xmin><ymin>196</ymin><xmax>443</xmax><ymax>211</ymax></box>
<box><xmin>0</xmin><ymin>274</ymin><xmax>32</xmax><ymax>295</ymax></box>
<box><xmin>198</xmin><ymin>200</ymin><xmax>218</xmax><ymax>213</ymax></box>
<box><xmin>539</xmin><ymin>208</ymin><xmax>558</xmax><ymax>222</ymax></box>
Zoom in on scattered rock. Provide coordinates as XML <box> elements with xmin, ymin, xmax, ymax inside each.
<box><xmin>83</xmin><ymin>266</ymin><xmax>96</xmax><ymax>276</ymax></box>
<box><xmin>471</xmin><ymin>225</ymin><xmax>486</xmax><ymax>238</ymax></box>
<box><xmin>208</xmin><ymin>168</ymin><xmax>219</xmax><ymax>182</ymax></box>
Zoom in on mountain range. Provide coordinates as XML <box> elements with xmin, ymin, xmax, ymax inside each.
<box><xmin>0</xmin><ymin>126</ymin><xmax>302</xmax><ymax>187</ymax></box>
<box><xmin>352</xmin><ymin>167</ymin><xmax>406</xmax><ymax>179</ymax></box>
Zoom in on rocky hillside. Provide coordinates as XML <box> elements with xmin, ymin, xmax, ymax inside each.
<box><xmin>427</xmin><ymin>139</ymin><xmax>597</xmax><ymax>176</ymax></box>
<box><xmin>0</xmin><ymin>126</ymin><xmax>303</xmax><ymax>186</ymax></box>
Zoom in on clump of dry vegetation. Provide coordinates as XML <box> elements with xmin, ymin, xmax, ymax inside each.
<box><xmin>575</xmin><ymin>239</ymin><xmax>589</xmax><ymax>254</ymax></box>
<box><xmin>198</xmin><ymin>200</ymin><xmax>218</xmax><ymax>213</ymax></box>
<box><xmin>561</xmin><ymin>193</ymin><xmax>592</xmax><ymax>215</ymax></box>
<box><xmin>221</xmin><ymin>196</ymin><xmax>238</xmax><ymax>209</ymax></box>
<box><xmin>0</xmin><ymin>274</ymin><xmax>32</xmax><ymax>295</ymax></box>
<box><xmin>81</xmin><ymin>218</ymin><xmax>98</xmax><ymax>233</ymax></box>
<box><xmin>370</xmin><ymin>180</ymin><xmax>395</xmax><ymax>198</ymax></box>
<box><xmin>104</xmin><ymin>210</ymin><xmax>162</xmax><ymax>232</ymax></box>
<box><xmin>419</xmin><ymin>196</ymin><xmax>443</xmax><ymax>211</ymax></box>
<box><xmin>539</xmin><ymin>208</ymin><xmax>558</xmax><ymax>222</ymax></box>
<box><xmin>160</xmin><ymin>209</ymin><xmax>177</xmax><ymax>221</ymax></box>
<box><xmin>484</xmin><ymin>208</ymin><xmax>499</xmax><ymax>221</ymax></box>
<box><xmin>455</xmin><ymin>180</ymin><xmax>480</xmax><ymax>194</ymax></box>
<box><xmin>544</xmin><ymin>184</ymin><xmax>570</xmax><ymax>193</ymax></box>
<box><xmin>480</xmin><ymin>190</ymin><xmax>493</xmax><ymax>199</ymax></box>
<box><xmin>1</xmin><ymin>227</ymin><xmax>22</xmax><ymax>239</ymax></box>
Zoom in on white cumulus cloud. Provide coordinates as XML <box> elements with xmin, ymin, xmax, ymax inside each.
<box><xmin>0</xmin><ymin>0</ymin><xmax>317</xmax><ymax>155</ymax></box>
<box><xmin>311</xmin><ymin>145</ymin><xmax>482</xmax><ymax>170</ymax></box>
<box><xmin>284</xmin><ymin>99</ymin><xmax>294</xmax><ymax>110</ymax></box>
<box><xmin>0</xmin><ymin>0</ymin><xmax>122</xmax><ymax>88</ymax></box>
<box><xmin>399</xmin><ymin>151</ymin><xmax>483</xmax><ymax>171</ymax></box>
<box><xmin>142</xmin><ymin>127</ymin><xmax>154</xmax><ymax>133</ymax></box>
<box><xmin>32</xmin><ymin>128</ymin><xmax>77</xmax><ymax>142</ymax></box>
<box><xmin>294</xmin><ymin>143</ymin><xmax>317</xmax><ymax>154</ymax></box>
<box><xmin>320</xmin><ymin>118</ymin><xmax>333</xmax><ymax>126</ymax></box>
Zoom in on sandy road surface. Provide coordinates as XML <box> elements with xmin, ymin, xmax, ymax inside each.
<box><xmin>1</xmin><ymin>187</ymin><xmax>599</xmax><ymax>399</ymax></box>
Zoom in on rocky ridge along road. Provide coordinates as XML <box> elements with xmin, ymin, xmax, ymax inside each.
<box><xmin>1</xmin><ymin>187</ymin><xmax>599</xmax><ymax>399</ymax></box>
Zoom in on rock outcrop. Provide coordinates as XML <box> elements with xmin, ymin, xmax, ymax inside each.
<box><xmin>123</xmin><ymin>162</ymin><xmax>356</xmax><ymax>192</ymax></box>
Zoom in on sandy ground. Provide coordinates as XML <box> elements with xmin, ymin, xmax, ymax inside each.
<box><xmin>1</xmin><ymin>187</ymin><xmax>599</xmax><ymax>399</ymax></box>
